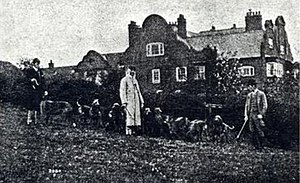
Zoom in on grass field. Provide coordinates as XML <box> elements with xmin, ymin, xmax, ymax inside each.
<box><xmin>0</xmin><ymin>103</ymin><xmax>299</xmax><ymax>182</ymax></box>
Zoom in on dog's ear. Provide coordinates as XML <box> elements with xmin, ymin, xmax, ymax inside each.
<box><xmin>76</xmin><ymin>100</ymin><xmax>81</xmax><ymax>107</ymax></box>
<box><xmin>214</xmin><ymin>115</ymin><xmax>223</xmax><ymax>122</ymax></box>
<box><xmin>92</xmin><ymin>99</ymin><xmax>100</xmax><ymax>106</ymax></box>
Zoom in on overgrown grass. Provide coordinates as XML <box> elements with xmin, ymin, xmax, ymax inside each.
<box><xmin>0</xmin><ymin>103</ymin><xmax>299</xmax><ymax>182</ymax></box>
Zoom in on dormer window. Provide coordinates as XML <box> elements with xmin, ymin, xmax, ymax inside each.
<box><xmin>268</xmin><ymin>38</ymin><xmax>273</xmax><ymax>49</ymax></box>
<box><xmin>146</xmin><ymin>42</ymin><xmax>164</xmax><ymax>57</ymax></box>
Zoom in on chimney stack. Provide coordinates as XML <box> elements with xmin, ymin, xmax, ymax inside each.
<box><xmin>177</xmin><ymin>14</ymin><xmax>187</xmax><ymax>38</ymax></box>
<box><xmin>128</xmin><ymin>21</ymin><xmax>141</xmax><ymax>47</ymax></box>
<box><xmin>48</xmin><ymin>60</ymin><xmax>54</xmax><ymax>69</ymax></box>
<box><xmin>245</xmin><ymin>9</ymin><xmax>262</xmax><ymax>31</ymax></box>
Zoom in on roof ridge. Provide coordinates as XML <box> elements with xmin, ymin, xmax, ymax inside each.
<box><xmin>188</xmin><ymin>29</ymin><xmax>263</xmax><ymax>38</ymax></box>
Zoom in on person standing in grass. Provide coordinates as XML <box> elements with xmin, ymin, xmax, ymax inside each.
<box><xmin>119</xmin><ymin>66</ymin><xmax>144</xmax><ymax>135</ymax></box>
<box><xmin>24</xmin><ymin>58</ymin><xmax>47</xmax><ymax>124</ymax></box>
<box><xmin>244</xmin><ymin>79</ymin><xmax>268</xmax><ymax>150</ymax></box>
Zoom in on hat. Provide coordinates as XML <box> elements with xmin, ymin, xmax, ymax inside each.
<box><xmin>128</xmin><ymin>66</ymin><xmax>136</xmax><ymax>71</ymax></box>
<box><xmin>32</xmin><ymin>58</ymin><xmax>40</xmax><ymax>64</ymax></box>
<box><xmin>247</xmin><ymin>79</ymin><xmax>257</xmax><ymax>86</ymax></box>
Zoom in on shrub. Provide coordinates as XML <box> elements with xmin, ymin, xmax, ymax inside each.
<box><xmin>46</xmin><ymin>70</ymin><xmax>121</xmax><ymax>108</ymax></box>
<box><xmin>264</xmin><ymin>74</ymin><xmax>299</xmax><ymax>150</ymax></box>
<box><xmin>0</xmin><ymin>62</ymin><xmax>29</xmax><ymax>106</ymax></box>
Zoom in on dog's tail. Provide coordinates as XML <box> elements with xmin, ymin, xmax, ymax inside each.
<box><xmin>222</xmin><ymin>122</ymin><xmax>235</xmax><ymax>130</ymax></box>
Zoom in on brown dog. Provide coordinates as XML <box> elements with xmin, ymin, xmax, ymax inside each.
<box><xmin>210</xmin><ymin>115</ymin><xmax>235</xmax><ymax>143</ymax></box>
<box><xmin>76</xmin><ymin>99</ymin><xmax>103</xmax><ymax>128</ymax></box>
<box><xmin>107</xmin><ymin>103</ymin><xmax>126</xmax><ymax>133</ymax></box>
<box><xmin>40</xmin><ymin>100</ymin><xmax>73</xmax><ymax>125</ymax></box>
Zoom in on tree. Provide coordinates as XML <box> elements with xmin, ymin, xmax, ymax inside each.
<box><xmin>264</xmin><ymin>72</ymin><xmax>299</xmax><ymax>149</ymax></box>
<box><xmin>208</xmin><ymin>51</ymin><xmax>243</xmax><ymax>105</ymax></box>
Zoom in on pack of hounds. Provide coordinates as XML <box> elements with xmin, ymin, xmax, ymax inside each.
<box><xmin>38</xmin><ymin>99</ymin><xmax>235</xmax><ymax>143</ymax></box>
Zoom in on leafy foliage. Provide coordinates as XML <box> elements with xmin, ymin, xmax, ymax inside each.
<box><xmin>45</xmin><ymin>69</ymin><xmax>122</xmax><ymax>108</ymax></box>
<box><xmin>264</xmin><ymin>73</ymin><xmax>299</xmax><ymax>149</ymax></box>
<box><xmin>208</xmin><ymin>51</ymin><xmax>243</xmax><ymax>104</ymax></box>
<box><xmin>0</xmin><ymin>61</ymin><xmax>28</xmax><ymax>105</ymax></box>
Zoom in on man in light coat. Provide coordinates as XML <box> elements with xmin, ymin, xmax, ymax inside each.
<box><xmin>244</xmin><ymin>79</ymin><xmax>268</xmax><ymax>150</ymax></box>
<box><xmin>120</xmin><ymin>66</ymin><xmax>144</xmax><ymax>135</ymax></box>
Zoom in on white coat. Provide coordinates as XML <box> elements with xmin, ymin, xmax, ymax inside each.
<box><xmin>119</xmin><ymin>72</ymin><xmax>144</xmax><ymax>127</ymax></box>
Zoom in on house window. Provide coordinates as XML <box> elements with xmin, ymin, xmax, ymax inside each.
<box><xmin>280</xmin><ymin>45</ymin><xmax>285</xmax><ymax>55</ymax></box>
<box><xmin>267</xmin><ymin>62</ymin><xmax>283</xmax><ymax>77</ymax></box>
<box><xmin>268</xmin><ymin>38</ymin><xmax>273</xmax><ymax>49</ymax></box>
<box><xmin>293</xmin><ymin>69</ymin><xmax>299</xmax><ymax>79</ymax></box>
<box><xmin>194</xmin><ymin>66</ymin><xmax>205</xmax><ymax>80</ymax></box>
<box><xmin>146</xmin><ymin>42</ymin><xmax>164</xmax><ymax>57</ymax></box>
<box><xmin>176</xmin><ymin>67</ymin><xmax>187</xmax><ymax>82</ymax></box>
<box><xmin>238</xmin><ymin>66</ymin><xmax>255</xmax><ymax>77</ymax></box>
<box><xmin>152</xmin><ymin>69</ymin><xmax>161</xmax><ymax>84</ymax></box>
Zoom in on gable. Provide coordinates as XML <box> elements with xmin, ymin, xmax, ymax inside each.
<box><xmin>77</xmin><ymin>50</ymin><xmax>110</xmax><ymax>71</ymax></box>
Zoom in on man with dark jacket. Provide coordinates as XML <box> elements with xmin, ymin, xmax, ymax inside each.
<box><xmin>244</xmin><ymin>79</ymin><xmax>268</xmax><ymax>150</ymax></box>
<box><xmin>24</xmin><ymin>58</ymin><xmax>47</xmax><ymax>124</ymax></box>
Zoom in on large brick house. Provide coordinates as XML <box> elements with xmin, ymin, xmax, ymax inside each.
<box><xmin>122</xmin><ymin>14</ymin><xmax>217</xmax><ymax>96</ymax></box>
<box><xmin>122</xmin><ymin>10</ymin><xmax>293</xmax><ymax>92</ymax></box>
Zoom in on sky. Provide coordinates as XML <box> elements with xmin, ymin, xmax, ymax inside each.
<box><xmin>0</xmin><ymin>0</ymin><xmax>299</xmax><ymax>67</ymax></box>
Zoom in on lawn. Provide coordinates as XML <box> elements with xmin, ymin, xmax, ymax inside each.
<box><xmin>0</xmin><ymin>103</ymin><xmax>299</xmax><ymax>182</ymax></box>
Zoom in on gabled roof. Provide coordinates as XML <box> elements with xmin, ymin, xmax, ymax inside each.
<box><xmin>77</xmin><ymin>50</ymin><xmax>110</xmax><ymax>71</ymax></box>
<box><xmin>186</xmin><ymin>30</ymin><xmax>264</xmax><ymax>58</ymax></box>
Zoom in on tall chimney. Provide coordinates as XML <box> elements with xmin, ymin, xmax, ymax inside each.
<box><xmin>245</xmin><ymin>10</ymin><xmax>262</xmax><ymax>31</ymax></box>
<box><xmin>128</xmin><ymin>21</ymin><xmax>141</xmax><ymax>47</ymax></box>
<box><xmin>48</xmin><ymin>60</ymin><xmax>54</xmax><ymax>69</ymax></box>
<box><xmin>177</xmin><ymin>14</ymin><xmax>187</xmax><ymax>38</ymax></box>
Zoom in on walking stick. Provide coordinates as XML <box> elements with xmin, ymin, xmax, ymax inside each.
<box><xmin>236</xmin><ymin>119</ymin><xmax>248</xmax><ymax>140</ymax></box>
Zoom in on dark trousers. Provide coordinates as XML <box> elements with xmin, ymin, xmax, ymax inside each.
<box><xmin>249</xmin><ymin>113</ymin><xmax>265</xmax><ymax>149</ymax></box>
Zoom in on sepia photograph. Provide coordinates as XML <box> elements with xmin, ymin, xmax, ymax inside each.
<box><xmin>0</xmin><ymin>0</ymin><xmax>299</xmax><ymax>182</ymax></box>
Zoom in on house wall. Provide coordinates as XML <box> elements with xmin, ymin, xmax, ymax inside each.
<box><xmin>238</xmin><ymin>57</ymin><xmax>266</xmax><ymax>87</ymax></box>
<box><xmin>124</xmin><ymin>14</ymin><xmax>216</xmax><ymax>96</ymax></box>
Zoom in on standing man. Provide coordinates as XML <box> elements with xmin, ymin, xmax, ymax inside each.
<box><xmin>244</xmin><ymin>79</ymin><xmax>268</xmax><ymax>150</ymax></box>
<box><xmin>25</xmin><ymin>58</ymin><xmax>47</xmax><ymax>124</ymax></box>
<box><xmin>120</xmin><ymin>66</ymin><xmax>144</xmax><ymax>135</ymax></box>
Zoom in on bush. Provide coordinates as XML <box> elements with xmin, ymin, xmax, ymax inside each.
<box><xmin>0</xmin><ymin>62</ymin><xmax>30</xmax><ymax>106</ymax></box>
<box><xmin>264</xmin><ymin>75</ymin><xmax>299</xmax><ymax>150</ymax></box>
<box><xmin>45</xmin><ymin>69</ymin><xmax>122</xmax><ymax>108</ymax></box>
